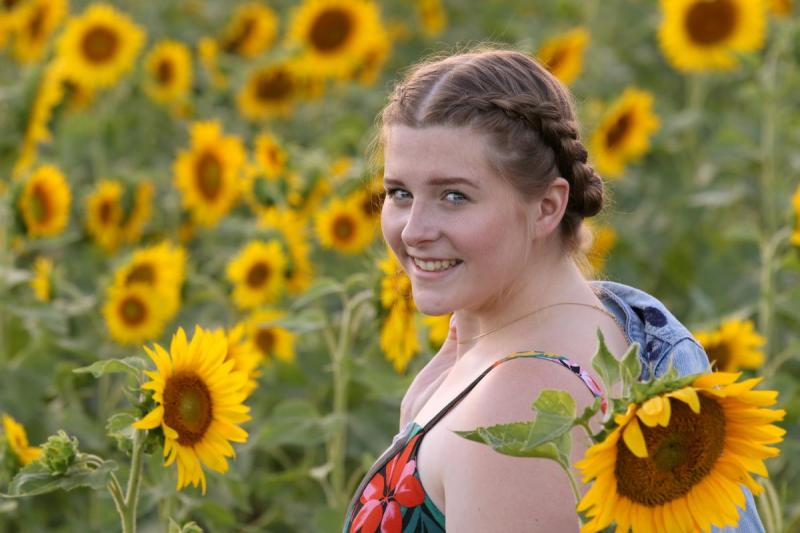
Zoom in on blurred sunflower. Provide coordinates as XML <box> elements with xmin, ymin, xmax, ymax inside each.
<box><xmin>350</xmin><ymin>177</ymin><xmax>384</xmax><ymax>223</ymax></box>
<box><xmin>577</xmin><ymin>372</ymin><xmax>785</xmax><ymax>533</ymax></box>
<box><xmin>56</xmin><ymin>3</ymin><xmax>145</xmax><ymax>88</ymax></box>
<box><xmin>143</xmin><ymin>40</ymin><xmax>192</xmax><ymax>105</ymax></box>
<box><xmin>120</xmin><ymin>180</ymin><xmax>154</xmax><ymax>244</ymax></box>
<box><xmin>2</xmin><ymin>414</ymin><xmax>41</xmax><ymax>466</ymax></box>
<box><xmin>30</xmin><ymin>256</ymin><xmax>53</xmax><ymax>302</ymax></box>
<box><xmin>133</xmin><ymin>326</ymin><xmax>250</xmax><ymax>494</ymax></box>
<box><xmin>286</xmin><ymin>0</ymin><xmax>383</xmax><ymax>79</ymax></box>
<box><xmin>536</xmin><ymin>27</ymin><xmax>590</xmax><ymax>86</ymax></box>
<box><xmin>173</xmin><ymin>120</ymin><xmax>245</xmax><ymax>227</ymax></box>
<box><xmin>253</xmin><ymin>131</ymin><xmax>287</xmax><ymax>180</ymax></box>
<box><xmin>658</xmin><ymin>0</ymin><xmax>766</xmax><ymax>72</ymax></box>
<box><xmin>18</xmin><ymin>164</ymin><xmax>71</xmax><ymax>238</ymax></box>
<box><xmin>378</xmin><ymin>249</ymin><xmax>419</xmax><ymax>373</ymax></box>
<box><xmin>245</xmin><ymin>309</ymin><xmax>297</xmax><ymax>363</ymax></box>
<box><xmin>259</xmin><ymin>207</ymin><xmax>314</xmax><ymax>294</ymax></box>
<box><xmin>378</xmin><ymin>246</ymin><xmax>413</xmax><ymax>309</ymax></box>
<box><xmin>244</xmin><ymin>172</ymin><xmax>279</xmax><ymax>216</ymax></box>
<box><xmin>237</xmin><ymin>61</ymin><xmax>302</xmax><ymax>121</ymax></box>
<box><xmin>694</xmin><ymin>318</ymin><xmax>766</xmax><ymax>372</ymax></box>
<box><xmin>0</xmin><ymin>1</ymin><xmax>25</xmax><ymax>50</ymax></box>
<box><xmin>85</xmin><ymin>179</ymin><xmax>124</xmax><ymax>252</ymax></box>
<box><xmin>416</xmin><ymin>0</ymin><xmax>446</xmax><ymax>37</ymax></box>
<box><xmin>219</xmin><ymin>2</ymin><xmax>277</xmax><ymax>58</ymax></box>
<box><xmin>422</xmin><ymin>314</ymin><xmax>451</xmax><ymax>348</ymax></box>
<box><xmin>225</xmin><ymin>240</ymin><xmax>288</xmax><ymax>309</ymax></box>
<box><xmin>589</xmin><ymin>88</ymin><xmax>660</xmax><ymax>179</ymax></box>
<box><xmin>225</xmin><ymin>324</ymin><xmax>262</xmax><ymax>398</ymax></box>
<box><xmin>315</xmin><ymin>196</ymin><xmax>375</xmax><ymax>254</ymax></box>
<box><xmin>770</xmin><ymin>0</ymin><xmax>792</xmax><ymax>16</ymax></box>
<box><xmin>103</xmin><ymin>284</ymin><xmax>168</xmax><ymax>345</ymax></box>
<box><xmin>791</xmin><ymin>185</ymin><xmax>800</xmax><ymax>246</ymax></box>
<box><xmin>347</xmin><ymin>24</ymin><xmax>390</xmax><ymax>86</ymax></box>
<box><xmin>197</xmin><ymin>36</ymin><xmax>227</xmax><ymax>89</ymax></box>
<box><xmin>12</xmin><ymin>0</ymin><xmax>68</xmax><ymax>64</ymax></box>
<box><xmin>582</xmin><ymin>220</ymin><xmax>617</xmax><ymax>274</ymax></box>
<box><xmin>113</xmin><ymin>241</ymin><xmax>186</xmax><ymax>319</ymax></box>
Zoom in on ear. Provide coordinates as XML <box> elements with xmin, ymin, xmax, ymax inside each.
<box><xmin>532</xmin><ymin>177</ymin><xmax>569</xmax><ymax>239</ymax></box>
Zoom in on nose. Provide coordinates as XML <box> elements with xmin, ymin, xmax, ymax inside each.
<box><xmin>400</xmin><ymin>200</ymin><xmax>439</xmax><ymax>248</ymax></box>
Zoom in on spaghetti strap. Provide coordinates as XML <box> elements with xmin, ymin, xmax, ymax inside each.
<box><xmin>421</xmin><ymin>350</ymin><xmax>606</xmax><ymax>433</ymax></box>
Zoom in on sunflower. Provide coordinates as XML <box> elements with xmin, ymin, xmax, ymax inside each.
<box><xmin>173</xmin><ymin>121</ymin><xmax>245</xmax><ymax>227</ymax></box>
<box><xmin>226</xmin><ymin>240</ymin><xmax>288</xmax><ymax>310</ymax></box>
<box><xmin>378</xmin><ymin>246</ymin><xmax>413</xmax><ymax>309</ymax></box>
<box><xmin>225</xmin><ymin>324</ymin><xmax>263</xmax><ymax>398</ymax></box>
<box><xmin>378</xmin><ymin>249</ymin><xmax>420</xmax><ymax>373</ymax></box>
<box><xmin>132</xmin><ymin>326</ymin><xmax>251</xmax><ymax>494</ymax></box>
<box><xmin>30</xmin><ymin>256</ymin><xmax>53</xmax><ymax>302</ymax></box>
<box><xmin>576</xmin><ymin>372</ymin><xmax>785</xmax><ymax>533</ymax></box>
<box><xmin>245</xmin><ymin>309</ymin><xmax>297</xmax><ymax>363</ymax></box>
<box><xmin>770</xmin><ymin>0</ymin><xmax>793</xmax><ymax>16</ymax></box>
<box><xmin>85</xmin><ymin>179</ymin><xmax>124</xmax><ymax>252</ymax></box>
<box><xmin>286</xmin><ymin>0</ymin><xmax>383</xmax><ymax>80</ymax></box>
<box><xmin>2</xmin><ymin>414</ymin><xmax>41</xmax><ymax>466</ymax></box>
<box><xmin>589</xmin><ymin>88</ymin><xmax>660</xmax><ymax>179</ymax></box>
<box><xmin>18</xmin><ymin>164</ymin><xmax>71</xmax><ymax>237</ymax></box>
<box><xmin>197</xmin><ymin>36</ymin><xmax>227</xmax><ymax>89</ymax></box>
<box><xmin>536</xmin><ymin>27</ymin><xmax>590</xmax><ymax>86</ymax></box>
<box><xmin>315</xmin><ymin>196</ymin><xmax>375</xmax><ymax>254</ymax></box>
<box><xmin>658</xmin><ymin>0</ymin><xmax>767</xmax><ymax>72</ymax></box>
<box><xmin>347</xmin><ymin>24</ymin><xmax>391</xmax><ymax>86</ymax></box>
<box><xmin>219</xmin><ymin>2</ymin><xmax>277</xmax><ymax>58</ymax></box>
<box><xmin>581</xmin><ymin>220</ymin><xmax>617</xmax><ymax>274</ymax></box>
<box><xmin>237</xmin><ymin>61</ymin><xmax>302</xmax><ymax>121</ymax></box>
<box><xmin>253</xmin><ymin>132</ymin><xmax>287</xmax><ymax>180</ymax></box>
<box><xmin>0</xmin><ymin>1</ymin><xmax>25</xmax><ymax>50</ymax></box>
<box><xmin>113</xmin><ymin>241</ymin><xmax>186</xmax><ymax>319</ymax></box>
<box><xmin>258</xmin><ymin>207</ymin><xmax>314</xmax><ymax>294</ymax></box>
<box><xmin>56</xmin><ymin>3</ymin><xmax>146</xmax><ymax>88</ymax></box>
<box><xmin>422</xmin><ymin>313</ymin><xmax>451</xmax><ymax>348</ymax></box>
<box><xmin>791</xmin><ymin>185</ymin><xmax>800</xmax><ymax>247</ymax></box>
<box><xmin>12</xmin><ymin>0</ymin><xmax>68</xmax><ymax>64</ymax></box>
<box><xmin>143</xmin><ymin>40</ymin><xmax>192</xmax><ymax>105</ymax></box>
<box><xmin>416</xmin><ymin>0</ymin><xmax>446</xmax><ymax>37</ymax></box>
<box><xmin>103</xmin><ymin>283</ymin><xmax>169</xmax><ymax>345</ymax></box>
<box><xmin>353</xmin><ymin>175</ymin><xmax>385</xmax><ymax>221</ymax></box>
<box><xmin>693</xmin><ymin>318</ymin><xmax>766</xmax><ymax>372</ymax></box>
<box><xmin>120</xmin><ymin>180</ymin><xmax>154</xmax><ymax>244</ymax></box>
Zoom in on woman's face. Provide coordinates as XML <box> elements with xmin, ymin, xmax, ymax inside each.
<box><xmin>381</xmin><ymin>125</ymin><xmax>537</xmax><ymax>316</ymax></box>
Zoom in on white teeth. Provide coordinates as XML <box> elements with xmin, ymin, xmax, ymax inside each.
<box><xmin>412</xmin><ymin>257</ymin><xmax>460</xmax><ymax>272</ymax></box>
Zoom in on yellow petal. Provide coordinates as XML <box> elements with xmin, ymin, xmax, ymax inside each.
<box><xmin>132</xmin><ymin>405</ymin><xmax>164</xmax><ymax>429</ymax></box>
<box><xmin>668</xmin><ymin>387</ymin><xmax>700</xmax><ymax>414</ymax></box>
<box><xmin>622</xmin><ymin>417</ymin><xmax>648</xmax><ymax>458</ymax></box>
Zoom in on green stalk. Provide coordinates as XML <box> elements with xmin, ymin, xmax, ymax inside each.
<box><xmin>122</xmin><ymin>428</ymin><xmax>146</xmax><ymax>533</ymax></box>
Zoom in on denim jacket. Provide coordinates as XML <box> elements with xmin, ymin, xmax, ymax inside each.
<box><xmin>592</xmin><ymin>280</ymin><xmax>765</xmax><ymax>533</ymax></box>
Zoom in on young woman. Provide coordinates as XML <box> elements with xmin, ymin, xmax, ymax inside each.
<box><xmin>343</xmin><ymin>48</ymin><xmax>764</xmax><ymax>532</ymax></box>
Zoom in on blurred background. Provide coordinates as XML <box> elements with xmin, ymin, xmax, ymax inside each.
<box><xmin>0</xmin><ymin>0</ymin><xmax>798</xmax><ymax>531</ymax></box>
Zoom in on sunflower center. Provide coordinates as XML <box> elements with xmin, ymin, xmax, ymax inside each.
<box><xmin>685</xmin><ymin>0</ymin><xmax>737</xmax><ymax>46</ymax></box>
<box><xmin>615</xmin><ymin>395</ymin><xmax>726</xmax><ymax>506</ymax></box>
<box><xmin>156</xmin><ymin>59</ymin><xmax>174</xmax><ymax>85</ymax></box>
<box><xmin>246</xmin><ymin>262</ymin><xmax>271</xmax><ymax>288</ymax></box>
<box><xmin>195</xmin><ymin>151</ymin><xmax>223</xmax><ymax>200</ymax></box>
<box><xmin>255</xmin><ymin>69</ymin><xmax>293</xmax><ymax>102</ymax></box>
<box><xmin>309</xmin><ymin>9</ymin><xmax>353</xmax><ymax>52</ymax></box>
<box><xmin>2</xmin><ymin>0</ymin><xmax>19</xmax><ymax>10</ymax></box>
<box><xmin>605</xmin><ymin>112</ymin><xmax>632</xmax><ymax>149</ymax></box>
<box><xmin>125</xmin><ymin>264</ymin><xmax>155</xmax><ymax>285</ymax></box>
<box><xmin>81</xmin><ymin>25</ymin><xmax>119</xmax><ymax>64</ymax></box>
<box><xmin>98</xmin><ymin>200</ymin><xmax>114</xmax><ymax>224</ymax></box>
<box><xmin>28</xmin><ymin>6</ymin><xmax>45</xmax><ymax>38</ymax></box>
<box><xmin>545</xmin><ymin>48</ymin><xmax>568</xmax><ymax>73</ymax></box>
<box><xmin>705</xmin><ymin>343</ymin><xmax>731</xmax><ymax>371</ymax></box>
<box><xmin>163</xmin><ymin>372</ymin><xmax>213</xmax><ymax>446</ymax></box>
<box><xmin>333</xmin><ymin>215</ymin><xmax>355</xmax><ymax>241</ymax></box>
<box><xmin>119</xmin><ymin>296</ymin><xmax>146</xmax><ymax>326</ymax></box>
<box><xmin>255</xmin><ymin>329</ymin><xmax>275</xmax><ymax>354</ymax></box>
<box><xmin>29</xmin><ymin>183</ymin><xmax>53</xmax><ymax>224</ymax></box>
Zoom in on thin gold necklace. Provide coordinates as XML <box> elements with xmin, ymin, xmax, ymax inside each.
<box><xmin>456</xmin><ymin>301</ymin><xmax>625</xmax><ymax>344</ymax></box>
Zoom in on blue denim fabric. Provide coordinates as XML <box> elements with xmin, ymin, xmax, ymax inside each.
<box><xmin>592</xmin><ymin>280</ymin><xmax>765</xmax><ymax>533</ymax></box>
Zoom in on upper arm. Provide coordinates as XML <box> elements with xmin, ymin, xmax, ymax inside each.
<box><xmin>441</xmin><ymin>358</ymin><xmax>597</xmax><ymax>532</ymax></box>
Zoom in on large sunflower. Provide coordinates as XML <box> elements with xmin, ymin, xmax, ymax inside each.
<box><xmin>237</xmin><ymin>61</ymin><xmax>302</xmax><ymax>121</ymax></box>
<box><xmin>693</xmin><ymin>318</ymin><xmax>766</xmax><ymax>372</ymax></box>
<box><xmin>576</xmin><ymin>372</ymin><xmax>785</xmax><ymax>533</ymax></box>
<box><xmin>85</xmin><ymin>179</ymin><xmax>124</xmax><ymax>252</ymax></box>
<box><xmin>18</xmin><ymin>164</ymin><xmax>71</xmax><ymax>237</ymax></box>
<box><xmin>173</xmin><ymin>121</ymin><xmax>245</xmax><ymax>227</ymax></box>
<box><xmin>245</xmin><ymin>309</ymin><xmax>296</xmax><ymax>363</ymax></box>
<box><xmin>314</xmin><ymin>196</ymin><xmax>375</xmax><ymax>254</ymax></box>
<box><xmin>56</xmin><ymin>3</ymin><xmax>146</xmax><ymax>88</ymax></box>
<box><xmin>113</xmin><ymin>241</ymin><xmax>186</xmax><ymax>319</ymax></box>
<box><xmin>103</xmin><ymin>283</ymin><xmax>169</xmax><ymax>345</ymax></box>
<box><xmin>143</xmin><ymin>40</ymin><xmax>192</xmax><ymax>105</ymax></box>
<box><xmin>219</xmin><ymin>2</ymin><xmax>278</xmax><ymax>58</ymax></box>
<box><xmin>12</xmin><ymin>0</ymin><xmax>68</xmax><ymax>64</ymax></box>
<box><xmin>536</xmin><ymin>27</ymin><xmax>590</xmax><ymax>86</ymax></box>
<box><xmin>286</xmin><ymin>0</ymin><xmax>382</xmax><ymax>80</ymax></box>
<box><xmin>2</xmin><ymin>414</ymin><xmax>41</xmax><ymax>466</ymax></box>
<box><xmin>132</xmin><ymin>326</ymin><xmax>250</xmax><ymax>494</ymax></box>
<box><xmin>225</xmin><ymin>240</ymin><xmax>288</xmax><ymax>310</ymax></box>
<box><xmin>258</xmin><ymin>207</ymin><xmax>314</xmax><ymax>294</ymax></box>
<box><xmin>589</xmin><ymin>88</ymin><xmax>660</xmax><ymax>179</ymax></box>
<box><xmin>658</xmin><ymin>0</ymin><xmax>767</xmax><ymax>72</ymax></box>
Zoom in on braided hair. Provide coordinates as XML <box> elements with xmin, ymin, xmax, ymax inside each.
<box><xmin>372</xmin><ymin>47</ymin><xmax>605</xmax><ymax>256</ymax></box>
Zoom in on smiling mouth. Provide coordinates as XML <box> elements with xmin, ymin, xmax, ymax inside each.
<box><xmin>411</xmin><ymin>256</ymin><xmax>463</xmax><ymax>272</ymax></box>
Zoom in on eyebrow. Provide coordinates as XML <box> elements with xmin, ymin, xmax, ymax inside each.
<box><xmin>382</xmin><ymin>176</ymin><xmax>479</xmax><ymax>189</ymax></box>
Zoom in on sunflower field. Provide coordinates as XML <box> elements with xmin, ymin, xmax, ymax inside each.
<box><xmin>0</xmin><ymin>0</ymin><xmax>798</xmax><ymax>531</ymax></box>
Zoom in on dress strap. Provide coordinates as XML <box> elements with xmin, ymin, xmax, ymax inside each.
<box><xmin>421</xmin><ymin>351</ymin><xmax>606</xmax><ymax>433</ymax></box>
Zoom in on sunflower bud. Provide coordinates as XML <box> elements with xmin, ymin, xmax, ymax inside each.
<box><xmin>40</xmin><ymin>431</ymin><xmax>79</xmax><ymax>475</ymax></box>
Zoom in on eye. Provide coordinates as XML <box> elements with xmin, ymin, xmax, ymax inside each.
<box><xmin>444</xmin><ymin>190</ymin><xmax>468</xmax><ymax>204</ymax></box>
<box><xmin>385</xmin><ymin>187</ymin><xmax>410</xmax><ymax>201</ymax></box>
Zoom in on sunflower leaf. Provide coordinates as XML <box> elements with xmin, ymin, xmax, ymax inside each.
<box><xmin>3</xmin><ymin>455</ymin><xmax>117</xmax><ymax>498</ymax></box>
<box><xmin>620</xmin><ymin>342</ymin><xmax>642</xmax><ymax>395</ymax></box>
<box><xmin>288</xmin><ymin>277</ymin><xmax>344</xmax><ymax>310</ymax></box>
<box><xmin>591</xmin><ymin>329</ymin><xmax>622</xmax><ymax>394</ymax></box>
<box><xmin>73</xmin><ymin>357</ymin><xmax>148</xmax><ymax>380</ymax></box>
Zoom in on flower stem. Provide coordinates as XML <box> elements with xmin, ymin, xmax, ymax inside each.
<box><xmin>119</xmin><ymin>428</ymin><xmax>146</xmax><ymax>533</ymax></box>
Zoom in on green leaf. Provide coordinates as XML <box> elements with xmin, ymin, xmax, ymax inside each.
<box><xmin>169</xmin><ymin>519</ymin><xmax>203</xmax><ymax>533</ymax></box>
<box><xmin>591</xmin><ymin>329</ymin><xmax>621</xmax><ymax>393</ymax></box>
<box><xmin>257</xmin><ymin>400</ymin><xmax>327</xmax><ymax>448</ymax></box>
<box><xmin>620</xmin><ymin>342</ymin><xmax>643</xmax><ymax>394</ymax></box>
<box><xmin>4</xmin><ymin>456</ymin><xmax>117</xmax><ymax>498</ymax></box>
<box><xmin>289</xmin><ymin>278</ymin><xmax>344</xmax><ymax>310</ymax></box>
<box><xmin>106</xmin><ymin>411</ymin><xmax>137</xmax><ymax>454</ymax></box>
<box><xmin>73</xmin><ymin>357</ymin><xmax>148</xmax><ymax>380</ymax></box>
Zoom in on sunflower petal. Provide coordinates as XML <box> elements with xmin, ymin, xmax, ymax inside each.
<box><xmin>622</xmin><ymin>417</ymin><xmax>648</xmax><ymax>458</ymax></box>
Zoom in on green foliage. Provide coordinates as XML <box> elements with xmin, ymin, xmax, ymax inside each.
<box><xmin>40</xmin><ymin>431</ymin><xmax>79</xmax><ymax>476</ymax></box>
